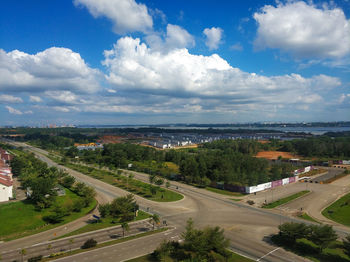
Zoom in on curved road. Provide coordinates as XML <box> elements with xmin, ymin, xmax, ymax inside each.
<box><xmin>3</xmin><ymin>141</ymin><xmax>349</xmax><ymax>261</ymax></box>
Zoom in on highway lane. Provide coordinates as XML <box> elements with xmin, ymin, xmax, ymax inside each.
<box><xmin>2</xmin><ymin>141</ymin><xmax>325</xmax><ymax>262</ymax></box>
<box><xmin>0</xmin><ymin>220</ymin><xmax>159</xmax><ymax>262</ymax></box>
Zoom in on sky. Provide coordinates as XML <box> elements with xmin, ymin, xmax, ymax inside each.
<box><xmin>0</xmin><ymin>0</ymin><xmax>349</xmax><ymax>126</ymax></box>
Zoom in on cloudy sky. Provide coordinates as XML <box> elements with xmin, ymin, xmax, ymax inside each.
<box><xmin>0</xmin><ymin>0</ymin><xmax>349</xmax><ymax>126</ymax></box>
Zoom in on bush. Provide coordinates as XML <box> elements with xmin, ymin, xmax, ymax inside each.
<box><xmin>61</xmin><ymin>176</ymin><xmax>75</xmax><ymax>188</ymax></box>
<box><xmin>81</xmin><ymin>238</ymin><xmax>97</xmax><ymax>249</ymax></box>
<box><xmin>247</xmin><ymin>200</ymin><xmax>255</xmax><ymax>205</ymax></box>
<box><xmin>72</xmin><ymin>198</ymin><xmax>85</xmax><ymax>212</ymax></box>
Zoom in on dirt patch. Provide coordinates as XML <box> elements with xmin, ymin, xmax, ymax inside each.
<box><xmin>255</xmin><ymin>151</ymin><xmax>298</xmax><ymax>160</ymax></box>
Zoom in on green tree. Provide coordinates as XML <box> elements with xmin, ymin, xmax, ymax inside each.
<box><xmin>61</xmin><ymin>175</ymin><xmax>75</xmax><ymax>188</ymax></box>
<box><xmin>149</xmin><ymin>174</ymin><xmax>156</xmax><ymax>184</ymax></box>
<box><xmin>150</xmin><ymin>185</ymin><xmax>157</xmax><ymax>196</ymax></box>
<box><xmin>155</xmin><ymin>178</ymin><xmax>164</xmax><ymax>186</ymax></box>
<box><xmin>98</xmin><ymin>203</ymin><xmax>111</xmax><ymax>218</ymax></box>
<box><xmin>309</xmin><ymin>225</ymin><xmax>337</xmax><ymax>252</ymax></box>
<box><xmin>278</xmin><ymin>222</ymin><xmax>309</xmax><ymax>244</ymax></box>
<box><xmin>19</xmin><ymin>248</ymin><xmax>27</xmax><ymax>262</ymax></box>
<box><xmin>150</xmin><ymin>214</ymin><xmax>160</xmax><ymax>230</ymax></box>
<box><xmin>110</xmin><ymin>194</ymin><xmax>138</xmax><ymax>220</ymax></box>
<box><xmin>121</xmin><ymin>222</ymin><xmax>130</xmax><ymax>237</ymax></box>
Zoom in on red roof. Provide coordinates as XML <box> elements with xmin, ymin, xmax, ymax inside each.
<box><xmin>0</xmin><ymin>174</ymin><xmax>12</xmax><ymax>187</ymax></box>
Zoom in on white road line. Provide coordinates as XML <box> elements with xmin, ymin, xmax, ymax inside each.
<box><xmin>256</xmin><ymin>247</ymin><xmax>280</xmax><ymax>261</ymax></box>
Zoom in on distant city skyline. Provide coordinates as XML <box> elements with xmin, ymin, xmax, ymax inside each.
<box><xmin>0</xmin><ymin>0</ymin><xmax>349</xmax><ymax>125</ymax></box>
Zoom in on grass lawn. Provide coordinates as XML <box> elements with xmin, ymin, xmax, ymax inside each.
<box><xmin>322</xmin><ymin>192</ymin><xmax>350</xmax><ymax>227</ymax></box>
<box><xmin>205</xmin><ymin>187</ymin><xmax>245</xmax><ymax>197</ymax></box>
<box><xmin>62</xmin><ymin>162</ymin><xmax>183</xmax><ymax>202</ymax></box>
<box><xmin>126</xmin><ymin>250</ymin><xmax>254</xmax><ymax>262</ymax></box>
<box><xmin>297</xmin><ymin>212</ymin><xmax>320</xmax><ymax>224</ymax></box>
<box><xmin>56</xmin><ymin>210</ymin><xmax>151</xmax><ymax>239</ymax></box>
<box><xmin>262</xmin><ymin>190</ymin><xmax>310</xmax><ymax>209</ymax></box>
<box><xmin>0</xmin><ymin>188</ymin><xmax>96</xmax><ymax>241</ymax></box>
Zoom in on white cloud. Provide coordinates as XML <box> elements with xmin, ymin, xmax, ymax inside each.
<box><xmin>45</xmin><ymin>91</ymin><xmax>84</xmax><ymax>105</ymax></box>
<box><xmin>254</xmin><ymin>1</ymin><xmax>350</xmax><ymax>59</ymax></box>
<box><xmin>74</xmin><ymin>0</ymin><xmax>153</xmax><ymax>34</ymax></box>
<box><xmin>166</xmin><ymin>24</ymin><xmax>195</xmax><ymax>49</ymax></box>
<box><xmin>0</xmin><ymin>94</ymin><xmax>23</xmax><ymax>103</ymax></box>
<box><xmin>5</xmin><ymin>106</ymin><xmax>23</xmax><ymax>115</ymax></box>
<box><xmin>203</xmin><ymin>27</ymin><xmax>223</xmax><ymax>50</ymax></box>
<box><xmin>101</xmin><ymin>37</ymin><xmax>341</xmax><ymax>115</ymax></box>
<box><xmin>0</xmin><ymin>47</ymin><xmax>101</xmax><ymax>93</ymax></box>
<box><xmin>146</xmin><ymin>24</ymin><xmax>195</xmax><ymax>52</ymax></box>
<box><xmin>29</xmin><ymin>95</ymin><xmax>42</xmax><ymax>103</ymax></box>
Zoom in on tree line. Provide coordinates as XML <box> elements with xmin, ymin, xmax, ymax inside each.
<box><xmin>64</xmin><ymin>140</ymin><xmax>296</xmax><ymax>187</ymax></box>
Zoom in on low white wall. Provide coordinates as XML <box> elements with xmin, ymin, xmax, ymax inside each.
<box><xmin>0</xmin><ymin>185</ymin><xmax>12</xmax><ymax>202</ymax></box>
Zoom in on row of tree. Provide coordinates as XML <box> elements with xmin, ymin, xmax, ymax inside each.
<box><xmin>278</xmin><ymin>136</ymin><xmax>350</xmax><ymax>158</ymax></box>
<box><xmin>65</xmin><ymin>141</ymin><xmax>296</xmax><ymax>187</ymax></box>
<box><xmin>277</xmin><ymin>222</ymin><xmax>340</xmax><ymax>253</ymax></box>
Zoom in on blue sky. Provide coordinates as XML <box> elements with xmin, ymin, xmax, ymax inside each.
<box><xmin>0</xmin><ymin>0</ymin><xmax>349</xmax><ymax>126</ymax></box>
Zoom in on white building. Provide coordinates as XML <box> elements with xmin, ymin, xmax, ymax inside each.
<box><xmin>0</xmin><ymin>174</ymin><xmax>13</xmax><ymax>202</ymax></box>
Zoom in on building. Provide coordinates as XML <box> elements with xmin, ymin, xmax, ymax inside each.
<box><xmin>0</xmin><ymin>147</ymin><xmax>14</xmax><ymax>202</ymax></box>
<box><xmin>0</xmin><ymin>174</ymin><xmax>13</xmax><ymax>202</ymax></box>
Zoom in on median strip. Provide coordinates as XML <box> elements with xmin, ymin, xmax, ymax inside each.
<box><xmin>262</xmin><ymin>190</ymin><xmax>310</xmax><ymax>209</ymax></box>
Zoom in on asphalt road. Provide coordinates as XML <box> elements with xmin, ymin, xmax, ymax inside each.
<box><xmin>0</xmin><ymin>220</ymin><xmax>157</xmax><ymax>262</ymax></box>
<box><xmin>2</xmin><ymin>141</ymin><xmax>350</xmax><ymax>262</ymax></box>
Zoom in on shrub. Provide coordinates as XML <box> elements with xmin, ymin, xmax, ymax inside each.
<box><xmin>72</xmin><ymin>198</ymin><xmax>85</xmax><ymax>212</ymax></box>
<box><xmin>81</xmin><ymin>238</ymin><xmax>97</xmax><ymax>249</ymax></box>
<box><xmin>247</xmin><ymin>200</ymin><xmax>255</xmax><ymax>205</ymax></box>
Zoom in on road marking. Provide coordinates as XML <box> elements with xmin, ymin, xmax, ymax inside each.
<box><xmin>256</xmin><ymin>247</ymin><xmax>280</xmax><ymax>261</ymax></box>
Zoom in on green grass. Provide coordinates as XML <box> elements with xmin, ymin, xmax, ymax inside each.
<box><xmin>297</xmin><ymin>212</ymin><xmax>320</xmax><ymax>224</ymax></box>
<box><xmin>322</xmin><ymin>192</ymin><xmax>350</xmax><ymax>227</ymax></box>
<box><xmin>272</xmin><ymin>235</ymin><xmax>350</xmax><ymax>262</ymax></box>
<box><xmin>262</xmin><ymin>190</ymin><xmax>310</xmax><ymax>209</ymax></box>
<box><xmin>56</xmin><ymin>210</ymin><xmax>150</xmax><ymax>239</ymax></box>
<box><xmin>42</xmin><ymin>228</ymin><xmax>168</xmax><ymax>261</ymax></box>
<box><xmin>0</xmin><ymin>188</ymin><xmax>96</xmax><ymax>241</ymax></box>
<box><xmin>205</xmin><ymin>187</ymin><xmax>245</xmax><ymax>197</ymax></box>
<box><xmin>126</xmin><ymin>250</ymin><xmax>254</xmax><ymax>262</ymax></box>
<box><xmin>61</xmin><ymin>162</ymin><xmax>183</xmax><ymax>202</ymax></box>
<box><xmin>231</xmin><ymin>198</ymin><xmax>242</xmax><ymax>201</ymax></box>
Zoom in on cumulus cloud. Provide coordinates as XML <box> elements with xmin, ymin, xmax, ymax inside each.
<box><xmin>0</xmin><ymin>47</ymin><xmax>101</xmax><ymax>93</ymax></box>
<box><xmin>74</xmin><ymin>0</ymin><xmax>153</xmax><ymax>34</ymax></box>
<box><xmin>203</xmin><ymin>27</ymin><xmax>223</xmax><ymax>50</ymax></box>
<box><xmin>254</xmin><ymin>1</ymin><xmax>350</xmax><ymax>59</ymax></box>
<box><xmin>0</xmin><ymin>94</ymin><xmax>23</xmax><ymax>103</ymax></box>
<box><xmin>101</xmin><ymin>36</ymin><xmax>341</xmax><ymax>115</ymax></box>
<box><xmin>29</xmin><ymin>95</ymin><xmax>42</xmax><ymax>103</ymax></box>
<box><xmin>145</xmin><ymin>24</ymin><xmax>195</xmax><ymax>52</ymax></box>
